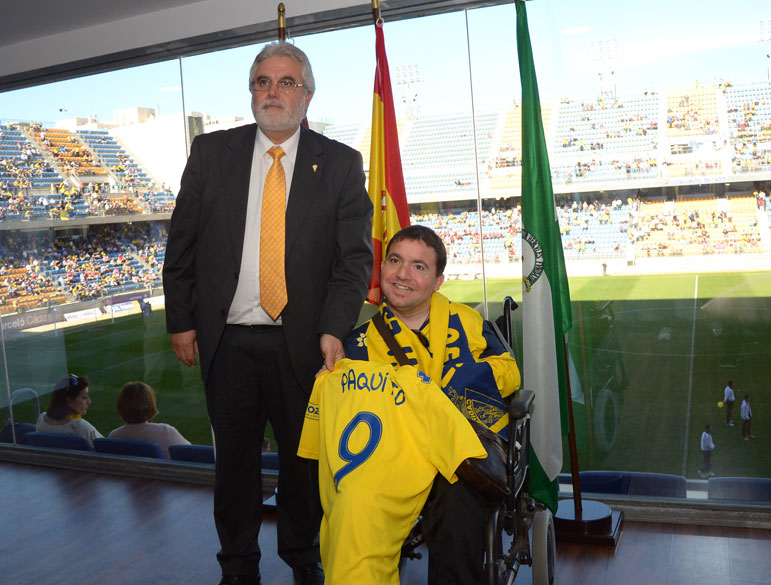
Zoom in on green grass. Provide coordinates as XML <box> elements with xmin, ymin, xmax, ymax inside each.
<box><xmin>3</xmin><ymin>271</ymin><xmax>770</xmax><ymax>480</ymax></box>
<box><xmin>444</xmin><ymin>273</ymin><xmax>771</xmax><ymax>479</ymax></box>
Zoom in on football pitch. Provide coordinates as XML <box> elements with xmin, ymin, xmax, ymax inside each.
<box><xmin>3</xmin><ymin>270</ymin><xmax>770</xmax><ymax>480</ymax></box>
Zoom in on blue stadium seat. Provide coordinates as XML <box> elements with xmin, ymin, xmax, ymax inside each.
<box><xmin>578</xmin><ymin>471</ymin><xmax>628</xmax><ymax>494</ymax></box>
<box><xmin>168</xmin><ymin>443</ymin><xmax>215</xmax><ymax>464</ymax></box>
<box><xmin>93</xmin><ymin>437</ymin><xmax>163</xmax><ymax>458</ymax></box>
<box><xmin>25</xmin><ymin>431</ymin><xmax>92</xmax><ymax>451</ymax></box>
<box><xmin>579</xmin><ymin>471</ymin><xmax>687</xmax><ymax>497</ymax></box>
<box><xmin>628</xmin><ymin>472</ymin><xmax>687</xmax><ymax>498</ymax></box>
<box><xmin>262</xmin><ymin>451</ymin><xmax>279</xmax><ymax>471</ymax></box>
<box><xmin>707</xmin><ymin>477</ymin><xmax>771</xmax><ymax>502</ymax></box>
<box><xmin>0</xmin><ymin>422</ymin><xmax>37</xmax><ymax>444</ymax></box>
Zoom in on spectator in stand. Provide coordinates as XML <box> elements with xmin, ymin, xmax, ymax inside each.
<box><xmin>36</xmin><ymin>374</ymin><xmax>103</xmax><ymax>448</ymax></box>
<box><xmin>108</xmin><ymin>381</ymin><xmax>190</xmax><ymax>459</ymax></box>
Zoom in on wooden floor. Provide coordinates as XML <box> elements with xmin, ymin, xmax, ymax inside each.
<box><xmin>2</xmin><ymin>461</ymin><xmax>770</xmax><ymax>585</ymax></box>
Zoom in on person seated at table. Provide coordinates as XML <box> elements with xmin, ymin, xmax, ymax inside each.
<box><xmin>108</xmin><ymin>381</ymin><xmax>190</xmax><ymax>458</ymax></box>
<box><xmin>36</xmin><ymin>374</ymin><xmax>103</xmax><ymax>448</ymax></box>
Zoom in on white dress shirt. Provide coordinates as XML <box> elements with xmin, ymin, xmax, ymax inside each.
<box><xmin>227</xmin><ymin>126</ymin><xmax>300</xmax><ymax>326</ymax></box>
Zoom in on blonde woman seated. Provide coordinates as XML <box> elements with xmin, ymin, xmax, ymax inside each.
<box><xmin>36</xmin><ymin>374</ymin><xmax>103</xmax><ymax>448</ymax></box>
<box><xmin>109</xmin><ymin>381</ymin><xmax>190</xmax><ymax>459</ymax></box>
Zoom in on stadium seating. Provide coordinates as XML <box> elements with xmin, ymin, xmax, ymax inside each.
<box><xmin>262</xmin><ymin>451</ymin><xmax>279</xmax><ymax>471</ymax></box>
<box><xmin>25</xmin><ymin>432</ymin><xmax>92</xmax><ymax>451</ymax></box>
<box><xmin>29</xmin><ymin>126</ymin><xmax>108</xmax><ymax>179</ymax></box>
<box><xmin>578</xmin><ymin>471</ymin><xmax>687</xmax><ymax>498</ymax></box>
<box><xmin>725</xmin><ymin>81</ymin><xmax>771</xmax><ymax>174</ymax></box>
<box><xmin>707</xmin><ymin>477</ymin><xmax>771</xmax><ymax>502</ymax></box>
<box><xmin>168</xmin><ymin>444</ymin><xmax>216</xmax><ymax>464</ymax></box>
<box><xmin>666</xmin><ymin>85</ymin><xmax>719</xmax><ymax>137</ymax></box>
<box><xmin>0</xmin><ymin>79</ymin><xmax>769</xmax><ymax>289</ymax></box>
<box><xmin>0</xmin><ymin>422</ymin><xmax>37</xmax><ymax>444</ymax></box>
<box><xmin>78</xmin><ymin>129</ymin><xmax>154</xmax><ymax>188</ymax></box>
<box><xmin>93</xmin><ymin>437</ymin><xmax>164</xmax><ymax>459</ymax></box>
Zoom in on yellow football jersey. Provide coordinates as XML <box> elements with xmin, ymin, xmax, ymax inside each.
<box><xmin>298</xmin><ymin>359</ymin><xmax>486</xmax><ymax>585</ymax></box>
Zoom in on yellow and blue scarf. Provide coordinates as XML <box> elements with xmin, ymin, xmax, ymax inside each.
<box><xmin>345</xmin><ymin>293</ymin><xmax>510</xmax><ymax>434</ymax></box>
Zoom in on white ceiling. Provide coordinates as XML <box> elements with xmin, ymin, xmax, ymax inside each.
<box><xmin>0</xmin><ymin>0</ymin><xmax>496</xmax><ymax>90</ymax></box>
<box><xmin>0</xmin><ymin>0</ymin><xmax>207</xmax><ymax>48</ymax></box>
<box><xmin>0</xmin><ymin>0</ymin><xmax>360</xmax><ymax>87</ymax></box>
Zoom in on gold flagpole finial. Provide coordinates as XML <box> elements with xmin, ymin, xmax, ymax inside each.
<box><xmin>371</xmin><ymin>0</ymin><xmax>381</xmax><ymax>24</ymax></box>
<box><xmin>277</xmin><ymin>3</ymin><xmax>287</xmax><ymax>41</ymax></box>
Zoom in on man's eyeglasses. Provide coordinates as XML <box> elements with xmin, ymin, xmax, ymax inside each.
<box><xmin>54</xmin><ymin>373</ymin><xmax>78</xmax><ymax>392</ymax></box>
<box><xmin>249</xmin><ymin>78</ymin><xmax>305</xmax><ymax>94</ymax></box>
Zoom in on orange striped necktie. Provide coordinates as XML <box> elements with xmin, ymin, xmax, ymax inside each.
<box><xmin>259</xmin><ymin>146</ymin><xmax>287</xmax><ymax>320</ymax></box>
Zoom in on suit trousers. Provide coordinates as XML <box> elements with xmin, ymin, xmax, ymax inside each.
<box><xmin>205</xmin><ymin>324</ymin><xmax>322</xmax><ymax>575</ymax></box>
<box><xmin>421</xmin><ymin>474</ymin><xmax>487</xmax><ymax>585</ymax></box>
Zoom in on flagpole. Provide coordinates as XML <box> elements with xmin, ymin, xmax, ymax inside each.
<box><xmin>277</xmin><ymin>3</ymin><xmax>286</xmax><ymax>41</ymax></box>
<box><xmin>372</xmin><ymin>0</ymin><xmax>381</xmax><ymax>23</ymax></box>
<box><xmin>278</xmin><ymin>4</ymin><xmax>309</xmax><ymax>128</ymax></box>
<box><xmin>563</xmin><ymin>337</ymin><xmax>583</xmax><ymax>516</ymax></box>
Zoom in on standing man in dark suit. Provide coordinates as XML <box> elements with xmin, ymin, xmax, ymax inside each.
<box><xmin>163</xmin><ymin>42</ymin><xmax>373</xmax><ymax>585</ymax></box>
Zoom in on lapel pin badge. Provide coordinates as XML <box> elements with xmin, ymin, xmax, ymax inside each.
<box><xmin>312</xmin><ymin>164</ymin><xmax>318</xmax><ymax>173</ymax></box>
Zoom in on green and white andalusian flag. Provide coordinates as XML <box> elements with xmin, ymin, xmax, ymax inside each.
<box><xmin>517</xmin><ymin>0</ymin><xmax>572</xmax><ymax>515</ymax></box>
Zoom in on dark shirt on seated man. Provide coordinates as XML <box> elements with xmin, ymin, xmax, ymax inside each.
<box><xmin>344</xmin><ymin>225</ymin><xmax>521</xmax><ymax>585</ymax></box>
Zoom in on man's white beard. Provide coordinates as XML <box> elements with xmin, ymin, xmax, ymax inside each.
<box><xmin>252</xmin><ymin>99</ymin><xmax>306</xmax><ymax>133</ymax></box>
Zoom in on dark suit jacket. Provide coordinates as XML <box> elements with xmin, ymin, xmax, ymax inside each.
<box><xmin>162</xmin><ymin>124</ymin><xmax>373</xmax><ymax>390</ymax></box>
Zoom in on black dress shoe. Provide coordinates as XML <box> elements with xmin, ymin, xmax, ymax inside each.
<box><xmin>292</xmin><ymin>562</ymin><xmax>324</xmax><ymax>585</ymax></box>
<box><xmin>218</xmin><ymin>574</ymin><xmax>261</xmax><ymax>585</ymax></box>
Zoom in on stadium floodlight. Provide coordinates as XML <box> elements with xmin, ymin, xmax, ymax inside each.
<box><xmin>591</xmin><ymin>38</ymin><xmax>619</xmax><ymax>99</ymax></box>
<box><xmin>761</xmin><ymin>19</ymin><xmax>771</xmax><ymax>42</ymax></box>
<box><xmin>762</xmin><ymin>20</ymin><xmax>771</xmax><ymax>80</ymax></box>
<box><xmin>394</xmin><ymin>63</ymin><xmax>422</xmax><ymax>119</ymax></box>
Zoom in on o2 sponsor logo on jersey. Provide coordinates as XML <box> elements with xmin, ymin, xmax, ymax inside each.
<box><xmin>305</xmin><ymin>402</ymin><xmax>320</xmax><ymax>420</ymax></box>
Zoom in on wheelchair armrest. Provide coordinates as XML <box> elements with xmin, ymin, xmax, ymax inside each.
<box><xmin>508</xmin><ymin>389</ymin><xmax>534</xmax><ymax>420</ymax></box>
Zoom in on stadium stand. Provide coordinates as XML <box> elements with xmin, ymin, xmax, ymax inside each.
<box><xmin>556</xmin><ymin>95</ymin><xmax>659</xmax><ymax>154</ymax></box>
<box><xmin>0</xmin><ymin>124</ymin><xmax>62</xmax><ymax>195</ymax></box>
<box><xmin>28</xmin><ymin>125</ymin><xmax>108</xmax><ymax>180</ymax></box>
<box><xmin>0</xmin><ymin>80</ymin><xmax>767</xmax><ymax>303</ymax></box>
<box><xmin>0</xmin><ymin>222</ymin><xmax>166</xmax><ymax>313</ymax></box>
<box><xmin>666</xmin><ymin>84</ymin><xmax>720</xmax><ymax>137</ymax></box>
<box><xmin>78</xmin><ymin>129</ymin><xmax>155</xmax><ymax>189</ymax></box>
<box><xmin>725</xmin><ymin>81</ymin><xmax>771</xmax><ymax>174</ymax></box>
<box><xmin>633</xmin><ymin>196</ymin><xmax>762</xmax><ymax>257</ymax></box>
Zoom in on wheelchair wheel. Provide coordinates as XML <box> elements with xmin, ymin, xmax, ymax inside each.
<box><xmin>531</xmin><ymin>509</ymin><xmax>556</xmax><ymax>585</ymax></box>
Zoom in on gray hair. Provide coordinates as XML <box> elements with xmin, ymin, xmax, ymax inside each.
<box><xmin>249</xmin><ymin>42</ymin><xmax>315</xmax><ymax>95</ymax></box>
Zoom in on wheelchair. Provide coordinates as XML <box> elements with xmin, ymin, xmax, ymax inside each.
<box><xmin>401</xmin><ymin>297</ymin><xmax>556</xmax><ymax>585</ymax></box>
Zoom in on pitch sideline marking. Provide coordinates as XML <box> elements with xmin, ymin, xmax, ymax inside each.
<box><xmin>682</xmin><ymin>275</ymin><xmax>699</xmax><ymax>477</ymax></box>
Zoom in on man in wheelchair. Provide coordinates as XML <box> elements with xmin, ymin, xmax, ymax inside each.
<box><xmin>343</xmin><ymin>225</ymin><xmax>522</xmax><ymax>584</ymax></box>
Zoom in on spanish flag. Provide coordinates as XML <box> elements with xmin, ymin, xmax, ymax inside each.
<box><xmin>367</xmin><ymin>20</ymin><xmax>409</xmax><ymax>305</ymax></box>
